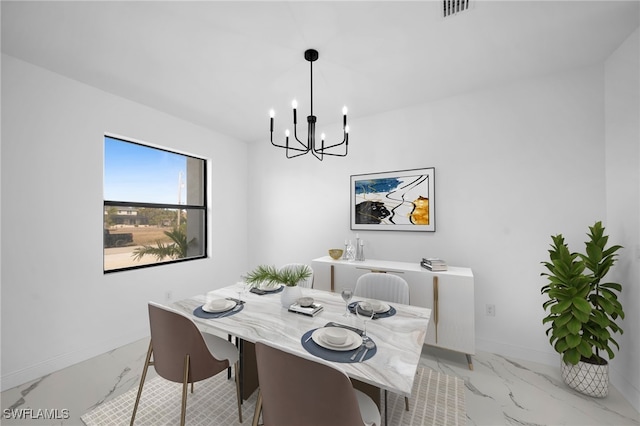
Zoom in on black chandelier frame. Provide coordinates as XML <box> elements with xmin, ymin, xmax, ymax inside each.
<box><xmin>269</xmin><ymin>49</ymin><xmax>349</xmax><ymax>160</ymax></box>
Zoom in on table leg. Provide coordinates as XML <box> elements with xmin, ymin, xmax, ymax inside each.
<box><xmin>240</xmin><ymin>340</ymin><xmax>259</xmax><ymax>400</ymax></box>
<box><xmin>228</xmin><ymin>334</ymin><xmax>233</xmax><ymax>380</ymax></box>
<box><xmin>385</xmin><ymin>390</ymin><xmax>388</xmax><ymax>426</ymax></box>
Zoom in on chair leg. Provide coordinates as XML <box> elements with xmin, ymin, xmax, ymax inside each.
<box><xmin>235</xmin><ymin>361</ymin><xmax>243</xmax><ymax>423</ymax></box>
<box><xmin>180</xmin><ymin>354</ymin><xmax>190</xmax><ymax>426</ymax></box>
<box><xmin>130</xmin><ymin>341</ymin><xmax>153</xmax><ymax>426</ymax></box>
<box><xmin>251</xmin><ymin>389</ymin><xmax>262</xmax><ymax>426</ymax></box>
<box><xmin>405</xmin><ymin>396</ymin><xmax>410</xmax><ymax>411</ymax></box>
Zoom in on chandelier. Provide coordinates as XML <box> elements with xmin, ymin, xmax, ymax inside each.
<box><xmin>269</xmin><ymin>49</ymin><xmax>349</xmax><ymax>160</ymax></box>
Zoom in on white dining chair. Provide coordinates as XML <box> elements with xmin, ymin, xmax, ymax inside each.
<box><xmin>354</xmin><ymin>272</ymin><xmax>411</xmax><ymax>410</ymax></box>
<box><xmin>279</xmin><ymin>263</ymin><xmax>314</xmax><ymax>288</ymax></box>
<box><xmin>354</xmin><ymin>272</ymin><xmax>410</xmax><ymax>304</ymax></box>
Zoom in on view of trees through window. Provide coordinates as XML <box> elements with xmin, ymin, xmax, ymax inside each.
<box><xmin>103</xmin><ymin>136</ymin><xmax>207</xmax><ymax>272</ymax></box>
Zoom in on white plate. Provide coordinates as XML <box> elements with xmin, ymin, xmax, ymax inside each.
<box><xmin>258</xmin><ymin>283</ymin><xmax>282</xmax><ymax>292</ymax></box>
<box><xmin>202</xmin><ymin>299</ymin><xmax>236</xmax><ymax>313</ymax></box>
<box><xmin>369</xmin><ymin>301</ymin><xmax>391</xmax><ymax>313</ymax></box>
<box><xmin>358</xmin><ymin>301</ymin><xmax>390</xmax><ymax>314</ymax></box>
<box><xmin>311</xmin><ymin>328</ymin><xmax>362</xmax><ymax>351</ymax></box>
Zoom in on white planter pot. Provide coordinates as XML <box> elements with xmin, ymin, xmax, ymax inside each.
<box><xmin>561</xmin><ymin>360</ymin><xmax>609</xmax><ymax>398</ymax></box>
<box><xmin>281</xmin><ymin>285</ymin><xmax>302</xmax><ymax>308</ymax></box>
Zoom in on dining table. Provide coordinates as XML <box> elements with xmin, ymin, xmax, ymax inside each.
<box><xmin>168</xmin><ymin>282</ymin><xmax>431</xmax><ymax>424</ymax></box>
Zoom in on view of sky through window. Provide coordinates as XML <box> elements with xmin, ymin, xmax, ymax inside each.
<box><xmin>104</xmin><ymin>136</ymin><xmax>187</xmax><ymax>204</ymax></box>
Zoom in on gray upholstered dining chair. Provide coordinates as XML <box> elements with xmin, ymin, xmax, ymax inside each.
<box><xmin>279</xmin><ymin>263</ymin><xmax>314</xmax><ymax>288</ymax></box>
<box><xmin>354</xmin><ymin>272</ymin><xmax>411</xmax><ymax>410</ymax></box>
<box><xmin>130</xmin><ymin>302</ymin><xmax>243</xmax><ymax>426</ymax></box>
<box><xmin>251</xmin><ymin>340</ymin><xmax>381</xmax><ymax>426</ymax></box>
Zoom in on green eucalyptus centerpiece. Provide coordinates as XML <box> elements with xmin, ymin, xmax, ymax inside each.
<box><xmin>244</xmin><ymin>264</ymin><xmax>312</xmax><ymax>288</ymax></box>
<box><xmin>244</xmin><ymin>264</ymin><xmax>313</xmax><ymax>308</ymax></box>
<box><xmin>540</xmin><ymin>221</ymin><xmax>624</xmax><ymax>397</ymax></box>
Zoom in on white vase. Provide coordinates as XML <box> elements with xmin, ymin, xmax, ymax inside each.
<box><xmin>561</xmin><ymin>360</ymin><xmax>609</xmax><ymax>398</ymax></box>
<box><xmin>281</xmin><ymin>285</ymin><xmax>302</xmax><ymax>308</ymax></box>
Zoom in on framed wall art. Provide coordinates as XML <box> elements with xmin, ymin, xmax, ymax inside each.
<box><xmin>350</xmin><ymin>167</ymin><xmax>435</xmax><ymax>232</ymax></box>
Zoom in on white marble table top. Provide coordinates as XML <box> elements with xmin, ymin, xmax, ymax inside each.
<box><xmin>171</xmin><ymin>283</ymin><xmax>431</xmax><ymax>397</ymax></box>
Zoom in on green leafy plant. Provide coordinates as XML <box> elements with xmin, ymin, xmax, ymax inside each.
<box><xmin>244</xmin><ymin>264</ymin><xmax>312</xmax><ymax>287</ymax></box>
<box><xmin>541</xmin><ymin>221</ymin><xmax>624</xmax><ymax>365</ymax></box>
<box><xmin>132</xmin><ymin>226</ymin><xmax>193</xmax><ymax>261</ymax></box>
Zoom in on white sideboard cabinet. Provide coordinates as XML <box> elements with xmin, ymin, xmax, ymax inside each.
<box><xmin>311</xmin><ymin>256</ymin><xmax>475</xmax><ymax>369</ymax></box>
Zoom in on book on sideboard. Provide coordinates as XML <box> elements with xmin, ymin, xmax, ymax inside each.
<box><xmin>420</xmin><ymin>258</ymin><xmax>448</xmax><ymax>271</ymax></box>
<box><xmin>423</xmin><ymin>257</ymin><xmax>446</xmax><ymax>264</ymax></box>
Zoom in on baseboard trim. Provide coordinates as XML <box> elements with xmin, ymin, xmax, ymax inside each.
<box><xmin>476</xmin><ymin>337</ymin><xmax>640</xmax><ymax>413</ymax></box>
<box><xmin>475</xmin><ymin>337</ymin><xmax>560</xmax><ymax>367</ymax></box>
<box><xmin>1</xmin><ymin>329</ymin><xmax>147</xmax><ymax>392</ymax></box>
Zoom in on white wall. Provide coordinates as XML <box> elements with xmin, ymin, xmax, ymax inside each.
<box><xmin>605</xmin><ymin>28</ymin><xmax>640</xmax><ymax>411</ymax></box>
<box><xmin>248</xmin><ymin>65</ymin><xmax>608</xmax><ymax>366</ymax></box>
<box><xmin>249</xmin><ymin>48</ymin><xmax>640</xmax><ymax>409</ymax></box>
<box><xmin>0</xmin><ymin>55</ymin><xmax>249</xmax><ymax>390</ymax></box>
<box><xmin>2</xmin><ymin>28</ymin><xmax>637</xmax><ymax>410</ymax></box>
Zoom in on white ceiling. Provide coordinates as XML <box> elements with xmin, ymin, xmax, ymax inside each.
<box><xmin>2</xmin><ymin>1</ymin><xmax>638</xmax><ymax>144</ymax></box>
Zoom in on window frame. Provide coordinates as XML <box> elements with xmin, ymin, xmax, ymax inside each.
<box><xmin>103</xmin><ymin>135</ymin><xmax>208</xmax><ymax>273</ymax></box>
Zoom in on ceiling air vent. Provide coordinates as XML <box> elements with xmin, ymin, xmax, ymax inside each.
<box><xmin>443</xmin><ymin>0</ymin><xmax>472</xmax><ymax>18</ymax></box>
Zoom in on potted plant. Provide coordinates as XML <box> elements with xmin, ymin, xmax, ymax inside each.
<box><xmin>541</xmin><ymin>221</ymin><xmax>624</xmax><ymax>397</ymax></box>
<box><xmin>245</xmin><ymin>264</ymin><xmax>312</xmax><ymax>307</ymax></box>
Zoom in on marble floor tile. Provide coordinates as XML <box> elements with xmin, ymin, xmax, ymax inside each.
<box><xmin>1</xmin><ymin>339</ymin><xmax>638</xmax><ymax>425</ymax></box>
<box><xmin>420</xmin><ymin>346</ymin><xmax>639</xmax><ymax>426</ymax></box>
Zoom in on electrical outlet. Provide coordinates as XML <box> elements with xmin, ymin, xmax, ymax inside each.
<box><xmin>485</xmin><ymin>304</ymin><xmax>495</xmax><ymax>317</ymax></box>
<box><xmin>165</xmin><ymin>290</ymin><xmax>173</xmax><ymax>301</ymax></box>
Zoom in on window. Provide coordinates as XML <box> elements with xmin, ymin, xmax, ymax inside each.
<box><xmin>103</xmin><ymin>135</ymin><xmax>207</xmax><ymax>272</ymax></box>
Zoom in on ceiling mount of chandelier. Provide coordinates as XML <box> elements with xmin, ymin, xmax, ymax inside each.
<box><xmin>269</xmin><ymin>49</ymin><xmax>349</xmax><ymax>161</ymax></box>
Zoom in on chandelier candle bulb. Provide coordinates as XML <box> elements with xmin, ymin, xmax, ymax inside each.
<box><xmin>292</xmin><ymin>100</ymin><xmax>298</xmax><ymax>124</ymax></box>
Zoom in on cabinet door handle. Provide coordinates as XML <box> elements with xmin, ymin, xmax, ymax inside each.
<box><xmin>433</xmin><ymin>276</ymin><xmax>439</xmax><ymax>344</ymax></box>
<box><xmin>330</xmin><ymin>265</ymin><xmax>335</xmax><ymax>292</ymax></box>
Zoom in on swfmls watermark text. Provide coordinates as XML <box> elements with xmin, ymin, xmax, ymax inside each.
<box><xmin>3</xmin><ymin>408</ymin><xmax>70</xmax><ymax>420</ymax></box>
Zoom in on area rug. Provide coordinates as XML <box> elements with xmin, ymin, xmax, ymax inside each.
<box><xmin>81</xmin><ymin>366</ymin><xmax>465</xmax><ymax>425</ymax></box>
